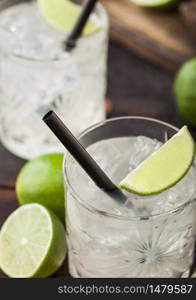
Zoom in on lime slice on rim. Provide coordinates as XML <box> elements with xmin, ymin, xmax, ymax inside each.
<box><xmin>38</xmin><ymin>0</ymin><xmax>101</xmax><ymax>36</ymax></box>
<box><xmin>0</xmin><ymin>204</ymin><xmax>66</xmax><ymax>278</ymax></box>
<box><xmin>131</xmin><ymin>0</ymin><xmax>181</xmax><ymax>10</ymax></box>
<box><xmin>119</xmin><ymin>126</ymin><xmax>195</xmax><ymax>196</ymax></box>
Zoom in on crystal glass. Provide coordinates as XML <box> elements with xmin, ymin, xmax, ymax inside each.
<box><xmin>64</xmin><ymin>117</ymin><xmax>196</xmax><ymax>278</ymax></box>
<box><xmin>0</xmin><ymin>0</ymin><xmax>109</xmax><ymax>159</ymax></box>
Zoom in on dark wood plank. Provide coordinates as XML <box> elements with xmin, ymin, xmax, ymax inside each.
<box><xmin>101</xmin><ymin>0</ymin><xmax>196</xmax><ymax>72</ymax></box>
<box><xmin>0</xmin><ymin>190</ymin><xmax>18</xmax><ymax>228</ymax></box>
<box><xmin>0</xmin><ymin>189</ymin><xmax>17</xmax><ymax>278</ymax></box>
<box><xmin>0</xmin><ymin>143</ymin><xmax>25</xmax><ymax>188</ymax></box>
<box><xmin>107</xmin><ymin>42</ymin><xmax>196</xmax><ymax>139</ymax></box>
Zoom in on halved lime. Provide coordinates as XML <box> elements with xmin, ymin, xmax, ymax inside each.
<box><xmin>119</xmin><ymin>126</ymin><xmax>195</xmax><ymax>196</ymax></box>
<box><xmin>38</xmin><ymin>0</ymin><xmax>101</xmax><ymax>36</ymax></box>
<box><xmin>0</xmin><ymin>204</ymin><xmax>66</xmax><ymax>278</ymax></box>
<box><xmin>131</xmin><ymin>0</ymin><xmax>182</xmax><ymax>10</ymax></box>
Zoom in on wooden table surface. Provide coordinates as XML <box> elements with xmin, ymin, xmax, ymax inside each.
<box><xmin>101</xmin><ymin>0</ymin><xmax>196</xmax><ymax>72</ymax></box>
<box><xmin>0</xmin><ymin>41</ymin><xmax>195</xmax><ymax>278</ymax></box>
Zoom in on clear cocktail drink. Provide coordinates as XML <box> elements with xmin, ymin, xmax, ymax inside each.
<box><xmin>0</xmin><ymin>0</ymin><xmax>108</xmax><ymax>159</ymax></box>
<box><xmin>64</xmin><ymin>117</ymin><xmax>196</xmax><ymax>278</ymax></box>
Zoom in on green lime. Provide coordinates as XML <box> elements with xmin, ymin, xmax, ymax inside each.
<box><xmin>38</xmin><ymin>0</ymin><xmax>101</xmax><ymax>36</ymax></box>
<box><xmin>16</xmin><ymin>153</ymin><xmax>65</xmax><ymax>222</ymax></box>
<box><xmin>174</xmin><ymin>58</ymin><xmax>196</xmax><ymax>127</ymax></box>
<box><xmin>131</xmin><ymin>0</ymin><xmax>182</xmax><ymax>10</ymax></box>
<box><xmin>119</xmin><ymin>126</ymin><xmax>195</xmax><ymax>195</ymax></box>
<box><xmin>0</xmin><ymin>204</ymin><xmax>66</xmax><ymax>278</ymax></box>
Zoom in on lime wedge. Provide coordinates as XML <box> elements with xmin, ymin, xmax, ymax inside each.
<box><xmin>131</xmin><ymin>0</ymin><xmax>181</xmax><ymax>10</ymax></box>
<box><xmin>119</xmin><ymin>126</ymin><xmax>195</xmax><ymax>196</ymax></box>
<box><xmin>38</xmin><ymin>0</ymin><xmax>101</xmax><ymax>36</ymax></box>
<box><xmin>0</xmin><ymin>204</ymin><xmax>66</xmax><ymax>278</ymax></box>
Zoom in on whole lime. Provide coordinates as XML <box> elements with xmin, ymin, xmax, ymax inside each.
<box><xmin>174</xmin><ymin>58</ymin><xmax>196</xmax><ymax>126</ymax></box>
<box><xmin>131</xmin><ymin>0</ymin><xmax>182</xmax><ymax>11</ymax></box>
<box><xmin>16</xmin><ymin>153</ymin><xmax>65</xmax><ymax>223</ymax></box>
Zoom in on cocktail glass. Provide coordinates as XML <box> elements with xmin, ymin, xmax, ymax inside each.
<box><xmin>0</xmin><ymin>0</ymin><xmax>109</xmax><ymax>159</ymax></box>
<box><xmin>64</xmin><ymin>117</ymin><xmax>196</xmax><ymax>278</ymax></box>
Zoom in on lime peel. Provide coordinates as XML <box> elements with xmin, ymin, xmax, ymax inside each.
<box><xmin>119</xmin><ymin>126</ymin><xmax>195</xmax><ymax>196</ymax></box>
<box><xmin>131</xmin><ymin>0</ymin><xmax>181</xmax><ymax>10</ymax></box>
<box><xmin>16</xmin><ymin>153</ymin><xmax>65</xmax><ymax>222</ymax></box>
<box><xmin>174</xmin><ymin>58</ymin><xmax>196</xmax><ymax>126</ymax></box>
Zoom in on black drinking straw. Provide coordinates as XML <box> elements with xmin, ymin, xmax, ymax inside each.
<box><xmin>65</xmin><ymin>0</ymin><xmax>98</xmax><ymax>51</ymax></box>
<box><xmin>43</xmin><ymin>111</ymin><xmax>116</xmax><ymax>192</ymax></box>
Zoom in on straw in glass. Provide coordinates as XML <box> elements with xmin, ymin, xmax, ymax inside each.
<box><xmin>65</xmin><ymin>0</ymin><xmax>98</xmax><ymax>51</ymax></box>
<box><xmin>43</xmin><ymin>111</ymin><xmax>116</xmax><ymax>191</ymax></box>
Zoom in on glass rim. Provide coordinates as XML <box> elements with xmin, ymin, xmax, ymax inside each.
<box><xmin>63</xmin><ymin>116</ymin><xmax>195</xmax><ymax>221</ymax></box>
<box><xmin>0</xmin><ymin>0</ymin><xmax>108</xmax><ymax>64</ymax></box>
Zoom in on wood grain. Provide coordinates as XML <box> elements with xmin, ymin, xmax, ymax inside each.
<box><xmin>101</xmin><ymin>0</ymin><xmax>196</xmax><ymax>71</ymax></box>
<box><xmin>0</xmin><ymin>190</ymin><xmax>17</xmax><ymax>278</ymax></box>
<box><xmin>0</xmin><ymin>143</ymin><xmax>25</xmax><ymax>186</ymax></box>
<box><xmin>0</xmin><ymin>190</ymin><xmax>18</xmax><ymax>228</ymax></box>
